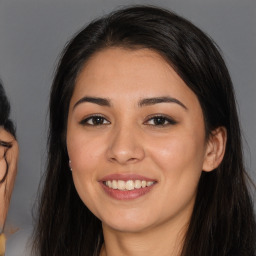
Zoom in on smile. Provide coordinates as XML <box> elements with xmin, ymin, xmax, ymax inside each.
<box><xmin>100</xmin><ymin>174</ymin><xmax>157</xmax><ymax>200</ymax></box>
<box><xmin>104</xmin><ymin>180</ymin><xmax>155</xmax><ymax>191</ymax></box>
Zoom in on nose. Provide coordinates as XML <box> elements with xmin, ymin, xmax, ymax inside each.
<box><xmin>106</xmin><ymin>125</ymin><xmax>145</xmax><ymax>165</ymax></box>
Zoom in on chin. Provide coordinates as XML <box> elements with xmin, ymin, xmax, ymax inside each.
<box><xmin>104</xmin><ymin>220</ymin><xmax>150</xmax><ymax>233</ymax></box>
<box><xmin>100</xmin><ymin>211</ymin><xmax>156</xmax><ymax>233</ymax></box>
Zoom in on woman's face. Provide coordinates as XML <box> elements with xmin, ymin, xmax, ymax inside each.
<box><xmin>67</xmin><ymin>48</ymin><xmax>212</xmax><ymax>233</ymax></box>
<box><xmin>0</xmin><ymin>127</ymin><xmax>18</xmax><ymax>230</ymax></box>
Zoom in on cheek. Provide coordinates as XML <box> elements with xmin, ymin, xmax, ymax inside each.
<box><xmin>0</xmin><ymin>158</ymin><xmax>7</xmax><ymax>180</ymax></box>
<box><xmin>147</xmin><ymin>132</ymin><xmax>206</xmax><ymax>182</ymax></box>
<box><xmin>67</xmin><ymin>128</ymin><xmax>105</xmax><ymax>171</ymax></box>
<box><xmin>67</xmin><ymin>133</ymin><xmax>104</xmax><ymax>214</ymax></box>
<box><xmin>145</xmin><ymin>134</ymin><xmax>205</xmax><ymax>216</ymax></box>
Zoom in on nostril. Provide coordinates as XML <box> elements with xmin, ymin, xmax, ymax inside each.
<box><xmin>106</xmin><ymin>132</ymin><xmax>145</xmax><ymax>164</ymax></box>
<box><xmin>128</xmin><ymin>157</ymin><xmax>139</xmax><ymax>162</ymax></box>
<box><xmin>108</xmin><ymin>153</ymin><xmax>144</xmax><ymax>165</ymax></box>
<box><xmin>109</xmin><ymin>156</ymin><xmax>137</xmax><ymax>163</ymax></box>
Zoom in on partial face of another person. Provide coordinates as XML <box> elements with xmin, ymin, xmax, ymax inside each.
<box><xmin>0</xmin><ymin>128</ymin><xmax>18</xmax><ymax>225</ymax></box>
<box><xmin>0</xmin><ymin>127</ymin><xmax>18</xmax><ymax>255</ymax></box>
<box><xmin>67</xmin><ymin>48</ymin><xmax>224</xmax><ymax>233</ymax></box>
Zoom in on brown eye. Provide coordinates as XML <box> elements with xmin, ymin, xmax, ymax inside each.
<box><xmin>145</xmin><ymin>115</ymin><xmax>177</xmax><ymax>126</ymax></box>
<box><xmin>80</xmin><ymin>115</ymin><xmax>110</xmax><ymax>126</ymax></box>
<box><xmin>152</xmin><ymin>117</ymin><xmax>167</xmax><ymax>125</ymax></box>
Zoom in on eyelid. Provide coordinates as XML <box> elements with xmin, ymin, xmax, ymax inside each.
<box><xmin>78</xmin><ymin>113</ymin><xmax>177</xmax><ymax>126</ymax></box>
<box><xmin>79</xmin><ymin>114</ymin><xmax>110</xmax><ymax>126</ymax></box>
<box><xmin>144</xmin><ymin>114</ymin><xmax>177</xmax><ymax>126</ymax></box>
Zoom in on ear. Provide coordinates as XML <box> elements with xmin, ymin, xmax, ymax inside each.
<box><xmin>202</xmin><ymin>127</ymin><xmax>227</xmax><ymax>172</ymax></box>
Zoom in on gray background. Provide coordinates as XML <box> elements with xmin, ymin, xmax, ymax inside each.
<box><xmin>0</xmin><ymin>0</ymin><xmax>255</xmax><ymax>255</ymax></box>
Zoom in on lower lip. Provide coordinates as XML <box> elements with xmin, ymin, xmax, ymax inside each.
<box><xmin>100</xmin><ymin>182</ymin><xmax>156</xmax><ymax>200</ymax></box>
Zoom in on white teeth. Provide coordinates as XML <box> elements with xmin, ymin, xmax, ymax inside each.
<box><xmin>125</xmin><ymin>180</ymin><xmax>134</xmax><ymax>190</ymax></box>
<box><xmin>147</xmin><ymin>181</ymin><xmax>154</xmax><ymax>186</ymax></box>
<box><xmin>112</xmin><ymin>180</ymin><xmax>118</xmax><ymax>189</ymax></box>
<box><xmin>117</xmin><ymin>180</ymin><xmax>126</xmax><ymax>190</ymax></box>
<box><xmin>106</xmin><ymin>181</ymin><xmax>112</xmax><ymax>188</ymax></box>
<box><xmin>134</xmin><ymin>180</ymin><xmax>142</xmax><ymax>189</ymax></box>
<box><xmin>104</xmin><ymin>180</ymin><xmax>155</xmax><ymax>190</ymax></box>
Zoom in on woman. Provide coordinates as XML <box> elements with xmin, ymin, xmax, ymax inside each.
<box><xmin>32</xmin><ymin>6</ymin><xmax>256</xmax><ymax>256</ymax></box>
<box><xmin>0</xmin><ymin>82</ymin><xmax>18</xmax><ymax>255</ymax></box>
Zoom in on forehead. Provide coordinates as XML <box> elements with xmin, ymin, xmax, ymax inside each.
<box><xmin>71</xmin><ymin>47</ymin><xmax>198</xmax><ymax>108</ymax></box>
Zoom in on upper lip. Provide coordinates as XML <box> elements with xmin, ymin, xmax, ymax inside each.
<box><xmin>99</xmin><ymin>173</ymin><xmax>156</xmax><ymax>182</ymax></box>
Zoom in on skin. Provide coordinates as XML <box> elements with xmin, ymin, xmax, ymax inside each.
<box><xmin>0</xmin><ymin>127</ymin><xmax>18</xmax><ymax>255</ymax></box>
<box><xmin>67</xmin><ymin>48</ymin><xmax>226</xmax><ymax>256</ymax></box>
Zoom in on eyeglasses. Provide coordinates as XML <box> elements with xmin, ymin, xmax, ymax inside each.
<box><xmin>0</xmin><ymin>141</ymin><xmax>12</xmax><ymax>149</ymax></box>
<box><xmin>0</xmin><ymin>140</ymin><xmax>15</xmax><ymax>254</ymax></box>
<box><xmin>0</xmin><ymin>140</ymin><xmax>12</xmax><ymax>181</ymax></box>
<box><xmin>0</xmin><ymin>140</ymin><xmax>12</xmax><ymax>159</ymax></box>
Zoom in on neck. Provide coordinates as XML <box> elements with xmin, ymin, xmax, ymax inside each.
<box><xmin>100</xmin><ymin>218</ymin><xmax>188</xmax><ymax>256</ymax></box>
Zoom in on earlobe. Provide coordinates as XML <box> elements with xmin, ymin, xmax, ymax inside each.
<box><xmin>202</xmin><ymin>127</ymin><xmax>227</xmax><ymax>172</ymax></box>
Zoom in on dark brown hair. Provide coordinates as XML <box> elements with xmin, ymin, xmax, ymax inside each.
<box><xmin>33</xmin><ymin>6</ymin><xmax>256</xmax><ymax>256</ymax></box>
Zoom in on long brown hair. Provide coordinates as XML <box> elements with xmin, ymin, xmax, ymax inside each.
<box><xmin>32</xmin><ymin>6</ymin><xmax>256</xmax><ymax>256</ymax></box>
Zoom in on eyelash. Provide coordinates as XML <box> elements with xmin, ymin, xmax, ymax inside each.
<box><xmin>79</xmin><ymin>114</ymin><xmax>177</xmax><ymax>127</ymax></box>
<box><xmin>144</xmin><ymin>115</ymin><xmax>177</xmax><ymax>126</ymax></box>
<box><xmin>79</xmin><ymin>115</ymin><xmax>110</xmax><ymax>126</ymax></box>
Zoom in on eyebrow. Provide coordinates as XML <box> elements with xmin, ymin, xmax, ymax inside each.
<box><xmin>138</xmin><ymin>96</ymin><xmax>187</xmax><ymax>110</ymax></box>
<box><xmin>73</xmin><ymin>96</ymin><xmax>187</xmax><ymax>110</ymax></box>
<box><xmin>73</xmin><ymin>97</ymin><xmax>111</xmax><ymax>110</ymax></box>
